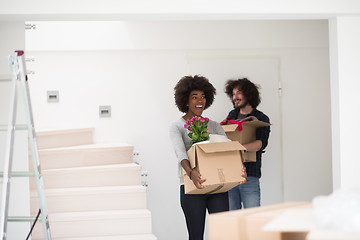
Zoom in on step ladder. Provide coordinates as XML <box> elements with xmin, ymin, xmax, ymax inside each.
<box><xmin>0</xmin><ymin>50</ymin><xmax>52</xmax><ymax>240</ymax></box>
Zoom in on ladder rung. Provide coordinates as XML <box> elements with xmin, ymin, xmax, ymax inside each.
<box><xmin>8</xmin><ymin>216</ymin><xmax>43</xmax><ymax>222</ymax></box>
<box><xmin>0</xmin><ymin>124</ymin><xmax>28</xmax><ymax>131</ymax></box>
<box><xmin>0</xmin><ymin>171</ymin><xmax>35</xmax><ymax>178</ymax></box>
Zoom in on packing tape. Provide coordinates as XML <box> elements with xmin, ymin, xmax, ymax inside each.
<box><xmin>206</xmin><ymin>168</ymin><xmax>225</xmax><ymax>194</ymax></box>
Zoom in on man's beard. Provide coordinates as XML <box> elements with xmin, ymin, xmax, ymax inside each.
<box><xmin>233</xmin><ymin>99</ymin><xmax>248</xmax><ymax>109</ymax></box>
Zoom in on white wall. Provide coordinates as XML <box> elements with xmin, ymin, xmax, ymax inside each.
<box><xmin>329</xmin><ymin>16</ymin><xmax>360</xmax><ymax>190</ymax></box>
<box><xmin>0</xmin><ymin>22</ymin><xmax>32</xmax><ymax>240</ymax></box>
<box><xmin>0</xmin><ymin>22</ymin><xmax>25</xmax><ymax>74</ymax></box>
<box><xmin>24</xmin><ymin>20</ymin><xmax>332</xmax><ymax>240</ymax></box>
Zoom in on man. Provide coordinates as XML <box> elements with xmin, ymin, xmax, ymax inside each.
<box><xmin>224</xmin><ymin>78</ymin><xmax>270</xmax><ymax>210</ymax></box>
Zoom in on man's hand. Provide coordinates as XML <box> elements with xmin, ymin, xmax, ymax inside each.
<box><xmin>240</xmin><ymin>167</ymin><xmax>247</xmax><ymax>184</ymax></box>
<box><xmin>236</xmin><ymin>116</ymin><xmax>258</xmax><ymax>122</ymax></box>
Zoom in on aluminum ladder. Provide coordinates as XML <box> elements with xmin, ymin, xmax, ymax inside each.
<box><xmin>0</xmin><ymin>50</ymin><xmax>52</xmax><ymax>240</ymax></box>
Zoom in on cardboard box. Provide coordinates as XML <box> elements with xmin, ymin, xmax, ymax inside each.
<box><xmin>184</xmin><ymin>141</ymin><xmax>246</xmax><ymax>194</ymax></box>
<box><xmin>263</xmin><ymin>208</ymin><xmax>316</xmax><ymax>233</ymax></box>
<box><xmin>222</xmin><ymin>120</ymin><xmax>270</xmax><ymax>162</ymax></box>
<box><xmin>263</xmin><ymin>207</ymin><xmax>360</xmax><ymax>240</ymax></box>
<box><xmin>208</xmin><ymin>202</ymin><xmax>311</xmax><ymax>240</ymax></box>
<box><xmin>307</xmin><ymin>230</ymin><xmax>360</xmax><ymax>240</ymax></box>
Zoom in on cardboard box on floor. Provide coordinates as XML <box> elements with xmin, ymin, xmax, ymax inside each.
<box><xmin>263</xmin><ymin>207</ymin><xmax>316</xmax><ymax>234</ymax></box>
<box><xmin>263</xmin><ymin>206</ymin><xmax>360</xmax><ymax>240</ymax></box>
<box><xmin>307</xmin><ymin>230</ymin><xmax>360</xmax><ymax>240</ymax></box>
<box><xmin>208</xmin><ymin>202</ymin><xmax>312</xmax><ymax>240</ymax></box>
<box><xmin>222</xmin><ymin>120</ymin><xmax>270</xmax><ymax>162</ymax></box>
<box><xmin>184</xmin><ymin>141</ymin><xmax>246</xmax><ymax>194</ymax></box>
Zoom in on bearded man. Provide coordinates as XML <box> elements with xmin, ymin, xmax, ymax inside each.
<box><xmin>224</xmin><ymin>78</ymin><xmax>271</xmax><ymax>210</ymax></box>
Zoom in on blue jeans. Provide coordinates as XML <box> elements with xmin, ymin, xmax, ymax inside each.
<box><xmin>228</xmin><ymin>176</ymin><xmax>260</xmax><ymax>210</ymax></box>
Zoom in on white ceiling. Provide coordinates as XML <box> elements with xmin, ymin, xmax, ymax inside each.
<box><xmin>0</xmin><ymin>0</ymin><xmax>359</xmax><ymax>21</ymax></box>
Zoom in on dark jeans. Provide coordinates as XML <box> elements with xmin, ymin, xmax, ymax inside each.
<box><xmin>180</xmin><ymin>185</ymin><xmax>229</xmax><ymax>240</ymax></box>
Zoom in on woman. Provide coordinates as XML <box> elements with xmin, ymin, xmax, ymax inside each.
<box><xmin>169</xmin><ymin>75</ymin><xmax>246</xmax><ymax>240</ymax></box>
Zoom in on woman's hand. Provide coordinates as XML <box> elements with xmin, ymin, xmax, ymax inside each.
<box><xmin>240</xmin><ymin>167</ymin><xmax>247</xmax><ymax>184</ymax></box>
<box><xmin>181</xmin><ymin>159</ymin><xmax>206</xmax><ymax>189</ymax></box>
<box><xmin>190</xmin><ymin>170</ymin><xmax>206</xmax><ymax>189</ymax></box>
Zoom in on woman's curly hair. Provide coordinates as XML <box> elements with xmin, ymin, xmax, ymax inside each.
<box><xmin>174</xmin><ymin>75</ymin><xmax>216</xmax><ymax>113</ymax></box>
<box><xmin>224</xmin><ymin>78</ymin><xmax>261</xmax><ymax>108</ymax></box>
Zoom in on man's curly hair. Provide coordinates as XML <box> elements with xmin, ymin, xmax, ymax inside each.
<box><xmin>224</xmin><ymin>78</ymin><xmax>261</xmax><ymax>108</ymax></box>
<box><xmin>174</xmin><ymin>75</ymin><xmax>216</xmax><ymax>113</ymax></box>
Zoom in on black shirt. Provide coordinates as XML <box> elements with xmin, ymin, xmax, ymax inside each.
<box><xmin>227</xmin><ymin>108</ymin><xmax>270</xmax><ymax>178</ymax></box>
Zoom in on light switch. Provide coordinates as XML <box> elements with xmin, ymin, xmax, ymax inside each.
<box><xmin>99</xmin><ymin>106</ymin><xmax>111</xmax><ymax>118</ymax></box>
<box><xmin>47</xmin><ymin>91</ymin><xmax>59</xmax><ymax>103</ymax></box>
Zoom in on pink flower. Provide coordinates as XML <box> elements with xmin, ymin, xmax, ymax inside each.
<box><xmin>183</xmin><ymin>116</ymin><xmax>210</xmax><ymax>146</ymax></box>
<box><xmin>192</xmin><ymin>116</ymin><xmax>199</xmax><ymax>122</ymax></box>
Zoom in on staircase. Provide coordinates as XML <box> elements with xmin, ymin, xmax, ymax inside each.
<box><xmin>29</xmin><ymin>128</ymin><xmax>157</xmax><ymax>240</ymax></box>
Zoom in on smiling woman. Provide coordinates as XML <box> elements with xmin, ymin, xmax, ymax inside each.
<box><xmin>169</xmin><ymin>75</ymin><xmax>247</xmax><ymax>240</ymax></box>
<box><xmin>186</xmin><ymin>90</ymin><xmax>206</xmax><ymax>119</ymax></box>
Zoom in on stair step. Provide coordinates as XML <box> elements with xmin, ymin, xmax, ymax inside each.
<box><xmin>28</xmin><ymin>128</ymin><xmax>156</xmax><ymax>239</ymax></box>
<box><xmin>34</xmin><ymin>143</ymin><xmax>134</xmax><ymax>170</ymax></box>
<box><xmin>30</xmin><ymin>163</ymin><xmax>141</xmax><ymax>190</ymax></box>
<box><xmin>31</xmin><ymin>210</ymin><xmax>153</xmax><ymax>239</ymax></box>
<box><xmin>0</xmin><ymin>74</ymin><xmax>12</xmax><ymax>81</ymax></box>
<box><xmin>54</xmin><ymin>233</ymin><xmax>157</xmax><ymax>240</ymax></box>
<box><xmin>36</xmin><ymin>128</ymin><xmax>94</xmax><ymax>149</ymax></box>
<box><xmin>31</xmin><ymin>186</ymin><xmax>147</xmax><ymax>214</ymax></box>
